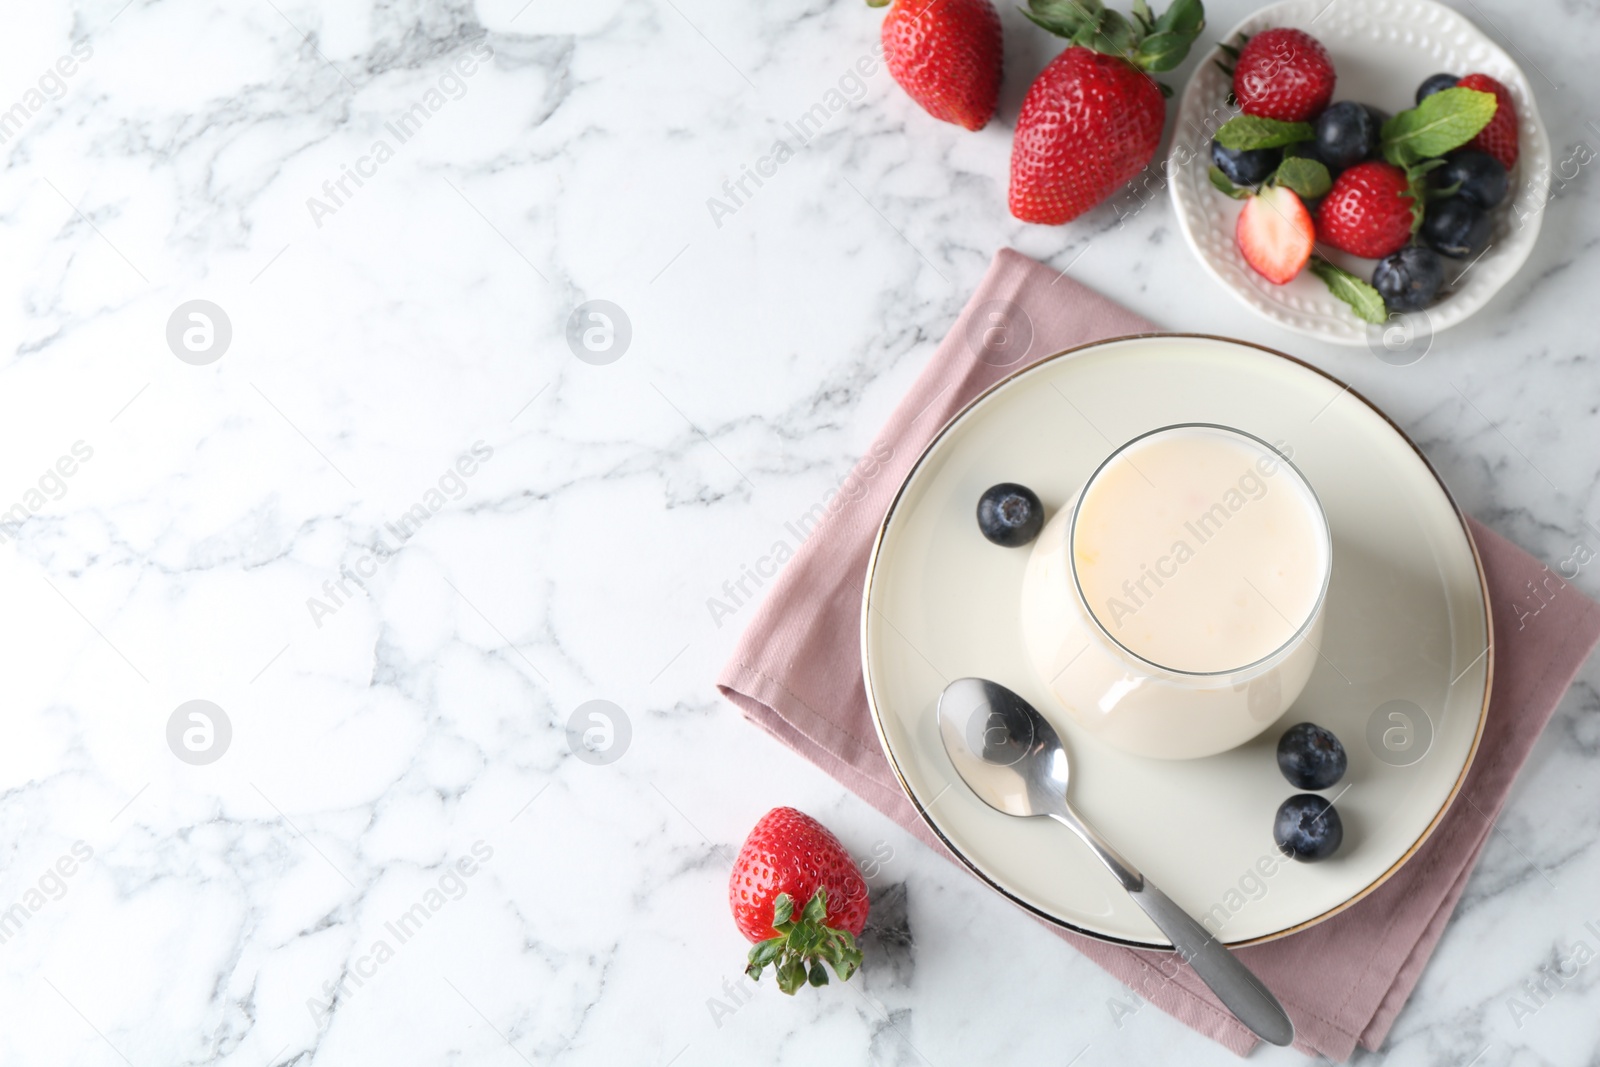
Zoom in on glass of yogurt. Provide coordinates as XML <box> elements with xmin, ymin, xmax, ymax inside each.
<box><xmin>1020</xmin><ymin>424</ymin><xmax>1332</xmax><ymax>760</ymax></box>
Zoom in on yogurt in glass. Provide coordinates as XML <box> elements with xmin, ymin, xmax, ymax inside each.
<box><xmin>1020</xmin><ymin>424</ymin><xmax>1332</xmax><ymax>759</ymax></box>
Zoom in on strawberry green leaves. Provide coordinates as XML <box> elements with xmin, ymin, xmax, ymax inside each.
<box><xmin>745</xmin><ymin>888</ymin><xmax>865</xmax><ymax>995</ymax></box>
<box><xmin>1212</xmin><ymin>38</ymin><xmax>1240</xmax><ymax>79</ymax></box>
<box><xmin>1153</xmin><ymin>0</ymin><xmax>1204</xmax><ymax>35</ymax></box>
<box><xmin>1136</xmin><ymin>30</ymin><xmax>1195</xmax><ymax>71</ymax></box>
<box><xmin>1138</xmin><ymin>0</ymin><xmax>1204</xmax><ymax>71</ymax></box>
<box><xmin>1214</xmin><ymin>115</ymin><xmax>1313</xmax><ymax>151</ymax></box>
<box><xmin>1310</xmin><ymin>258</ymin><xmax>1387</xmax><ymax>324</ymax></box>
<box><xmin>1024</xmin><ymin>0</ymin><xmax>1205</xmax><ymax>73</ymax></box>
<box><xmin>1023</xmin><ymin>0</ymin><xmax>1115</xmax><ymax>40</ymax></box>
<box><xmin>1380</xmin><ymin>87</ymin><xmax>1497</xmax><ymax>167</ymax></box>
<box><xmin>1272</xmin><ymin>156</ymin><xmax>1332</xmax><ymax>199</ymax></box>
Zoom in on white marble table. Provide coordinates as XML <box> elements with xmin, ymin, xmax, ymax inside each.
<box><xmin>2</xmin><ymin>0</ymin><xmax>1597</xmax><ymax>1063</ymax></box>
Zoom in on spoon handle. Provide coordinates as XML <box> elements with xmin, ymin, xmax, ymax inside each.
<box><xmin>1048</xmin><ymin>810</ymin><xmax>1295</xmax><ymax>1047</ymax></box>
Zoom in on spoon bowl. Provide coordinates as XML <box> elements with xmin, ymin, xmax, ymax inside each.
<box><xmin>936</xmin><ymin>677</ymin><xmax>1295</xmax><ymax>1047</ymax></box>
<box><xmin>937</xmin><ymin>676</ymin><xmax>1067</xmax><ymax>817</ymax></box>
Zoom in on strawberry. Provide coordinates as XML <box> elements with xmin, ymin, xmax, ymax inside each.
<box><xmin>1315</xmin><ymin>161</ymin><xmax>1417</xmax><ymax>258</ymax></box>
<box><xmin>1009</xmin><ymin>0</ymin><xmax>1207</xmax><ymax>225</ymax></box>
<box><xmin>1232</xmin><ymin>28</ymin><xmax>1335</xmax><ymax>122</ymax></box>
<box><xmin>729</xmin><ymin>807</ymin><xmax>868</xmax><ymax>994</ymax></box>
<box><xmin>1236</xmin><ymin>184</ymin><xmax>1315</xmax><ymax>284</ymax></box>
<box><xmin>1456</xmin><ymin>73</ymin><xmax>1518</xmax><ymax>169</ymax></box>
<box><xmin>875</xmin><ymin>0</ymin><xmax>1003</xmax><ymax>131</ymax></box>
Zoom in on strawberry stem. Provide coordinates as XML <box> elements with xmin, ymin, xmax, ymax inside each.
<box><xmin>1022</xmin><ymin>0</ymin><xmax>1205</xmax><ymax>73</ymax></box>
<box><xmin>745</xmin><ymin>888</ymin><xmax>865</xmax><ymax>995</ymax></box>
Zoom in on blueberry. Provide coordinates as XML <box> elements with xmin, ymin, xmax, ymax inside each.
<box><xmin>1416</xmin><ymin>73</ymin><xmax>1459</xmax><ymax>104</ymax></box>
<box><xmin>1435</xmin><ymin>150</ymin><xmax>1509</xmax><ymax>209</ymax></box>
<box><xmin>977</xmin><ymin>483</ymin><xmax>1044</xmax><ymax>547</ymax></box>
<box><xmin>1422</xmin><ymin>196</ymin><xmax>1491</xmax><ymax>259</ymax></box>
<box><xmin>1276</xmin><ymin>722</ymin><xmax>1348</xmax><ymax>790</ymax></box>
<box><xmin>1372</xmin><ymin>247</ymin><xmax>1445</xmax><ymax>312</ymax></box>
<box><xmin>1211</xmin><ymin>138</ymin><xmax>1281</xmax><ymax>186</ymax></box>
<box><xmin>1363</xmin><ymin>104</ymin><xmax>1391</xmax><ymax>129</ymax></box>
<box><xmin>1314</xmin><ymin>102</ymin><xmax>1379</xmax><ymax>171</ymax></box>
<box><xmin>1274</xmin><ymin>794</ymin><xmax>1344</xmax><ymax>862</ymax></box>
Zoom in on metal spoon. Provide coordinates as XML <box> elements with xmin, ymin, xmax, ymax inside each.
<box><xmin>937</xmin><ymin>677</ymin><xmax>1295</xmax><ymax>1047</ymax></box>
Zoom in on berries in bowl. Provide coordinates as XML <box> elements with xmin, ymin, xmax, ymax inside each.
<box><xmin>1167</xmin><ymin>0</ymin><xmax>1549</xmax><ymax>346</ymax></box>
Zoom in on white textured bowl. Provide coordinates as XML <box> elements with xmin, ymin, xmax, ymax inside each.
<box><xmin>1169</xmin><ymin>0</ymin><xmax>1551</xmax><ymax>346</ymax></box>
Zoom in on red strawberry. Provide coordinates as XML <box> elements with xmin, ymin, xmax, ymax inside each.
<box><xmin>1010</xmin><ymin>50</ymin><xmax>1163</xmax><ymax>224</ymax></box>
<box><xmin>1236</xmin><ymin>184</ymin><xmax>1314</xmax><ymax>284</ymax></box>
<box><xmin>1456</xmin><ymin>73</ymin><xmax>1518</xmax><ymax>169</ymax></box>
<box><xmin>1008</xmin><ymin>0</ymin><xmax>1207</xmax><ymax>225</ymax></box>
<box><xmin>729</xmin><ymin>807</ymin><xmax>868</xmax><ymax>994</ymax></box>
<box><xmin>876</xmin><ymin>0</ymin><xmax>1003</xmax><ymax>131</ymax></box>
<box><xmin>1232</xmin><ymin>28</ymin><xmax>1335</xmax><ymax>122</ymax></box>
<box><xmin>1315</xmin><ymin>161</ymin><xmax>1417</xmax><ymax>259</ymax></box>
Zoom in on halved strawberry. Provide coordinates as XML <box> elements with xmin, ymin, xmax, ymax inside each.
<box><xmin>1456</xmin><ymin>73</ymin><xmax>1518</xmax><ymax>169</ymax></box>
<box><xmin>1236</xmin><ymin>184</ymin><xmax>1315</xmax><ymax>284</ymax></box>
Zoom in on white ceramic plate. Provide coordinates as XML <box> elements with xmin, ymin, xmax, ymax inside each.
<box><xmin>861</xmin><ymin>335</ymin><xmax>1491</xmax><ymax>947</ymax></box>
<box><xmin>1169</xmin><ymin>0</ymin><xmax>1551</xmax><ymax>346</ymax></box>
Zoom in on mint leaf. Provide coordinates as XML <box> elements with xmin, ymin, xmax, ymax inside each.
<box><xmin>1215</xmin><ymin>115</ymin><xmax>1314</xmax><ymax>151</ymax></box>
<box><xmin>1380</xmin><ymin>87</ymin><xmax>1498</xmax><ymax>166</ymax></box>
<box><xmin>1310</xmin><ymin>258</ymin><xmax>1387</xmax><ymax>324</ymax></box>
<box><xmin>1209</xmin><ymin>166</ymin><xmax>1253</xmax><ymax>199</ymax></box>
<box><xmin>1272</xmin><ymin>157</ymin><xmax>1332</xmax><ymax>199</ymax></box>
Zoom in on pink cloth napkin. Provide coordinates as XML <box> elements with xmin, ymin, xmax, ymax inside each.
<box><xmin>716</xmin><ymin>248</ymin><xmax>1600</xmax><ymax>1060</ymax></box>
